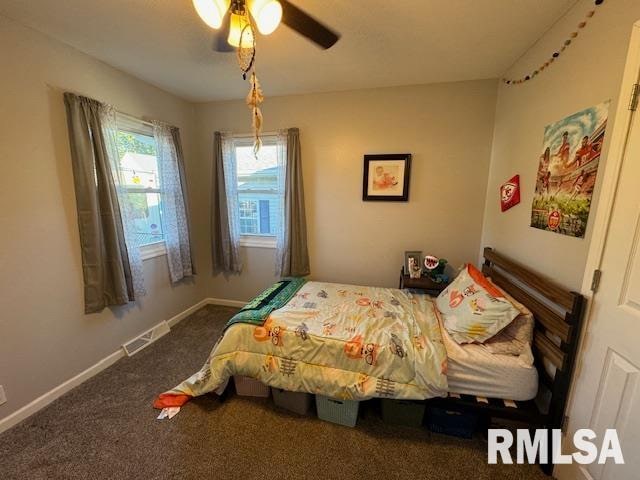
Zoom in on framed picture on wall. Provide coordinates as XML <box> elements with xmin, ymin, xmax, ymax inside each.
<box><xmin>362</xmin><ymin>154</ymin><xmax>411</xmax><ymax>201</ymax></box>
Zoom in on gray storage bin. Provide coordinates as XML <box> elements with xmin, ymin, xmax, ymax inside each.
<box><xmin>315</xmin><ymin>395</ymin><xmax>359</xmax><ymax>427</ymax></box>
<box><xmin>381</xmin><ymin>399</ymin><xmax>426</xmax><ymax>427</ymax></box>
<box><xmin>233</xmin><ymin>375</ymin><xmax>270</xmax><ymax>397</ymax></box>
<box><xmin>272</xmin><ymin>388</ymin><xmax>312</xmax><ymax>415</ymax></box>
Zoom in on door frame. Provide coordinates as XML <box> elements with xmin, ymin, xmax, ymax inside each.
<box><xmin>580</xmin><ymin>21</ymin><xmax>640</xmax><ymax>297</ymax></box>
<box><xmin>556</xmin><ymin>20</ymin><xmax>640</xmax><ymax>480</ymax></box>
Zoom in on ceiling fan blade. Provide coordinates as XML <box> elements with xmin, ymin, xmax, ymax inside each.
<box><xmin>211</xmin><ymin>10</ymin><xmax>235</xmax><ymax>52</ymax></box>
<box><xmin>280</xmin><ymin>0</ymin><xmax>340</xmax><ymax>50</ymax></box>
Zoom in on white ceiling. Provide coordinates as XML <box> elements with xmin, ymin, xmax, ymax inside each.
<box><xmin>0</xmin><ymin>0</ymin><xmax>577</xmax><ymax>102</ymax></box>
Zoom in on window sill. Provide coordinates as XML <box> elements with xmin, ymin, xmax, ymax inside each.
<box><xmin>240</xmin><ymin>235</ymin><xmax>277</xmax><ymax>249</ymax></box>
<box><xmin>140</xmin><ymin>241</ymin><xmax>167</xmax><ymax>260</ymax></box>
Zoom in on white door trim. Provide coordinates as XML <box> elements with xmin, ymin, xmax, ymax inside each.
<box><xmin>557</xmin><ymin>21</ymin><xmax>640</xmax><ymax>473</ymax></box>
<box><xmin>580</xmin><ymin>21</ymin><xmax>640</xmax><ymax>296</ymax></box>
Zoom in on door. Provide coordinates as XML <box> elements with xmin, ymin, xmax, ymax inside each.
<box><xmin>559</xmin><ymin>36</ymin><xmax>640</xmax><ymax>480</ymax></box>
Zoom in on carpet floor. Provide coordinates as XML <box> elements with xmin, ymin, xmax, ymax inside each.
<box><xmin>0</xmin><ymin>305</ymin><xmax>548</xmax><ymax>479</ymax></box>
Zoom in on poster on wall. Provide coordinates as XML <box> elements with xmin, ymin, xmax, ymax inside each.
<box><xmin>530</xmin><ymin>101</ymin><xmax>610</xmax><ymax>238</ymax></box>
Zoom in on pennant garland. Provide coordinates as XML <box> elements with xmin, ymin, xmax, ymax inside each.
<box><xmin>502</xmin><ymin>0</ymin><xmax>605</xmax><ymax>86</ymax></box>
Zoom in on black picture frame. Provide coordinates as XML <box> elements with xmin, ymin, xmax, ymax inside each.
<box><xmin>362</xmin><ymin>153</ymin><xmax>412</xmax><ymax>201</ymax></box>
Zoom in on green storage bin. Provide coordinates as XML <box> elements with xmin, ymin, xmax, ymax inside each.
<box><xmin>272</xmin><ymin>388</ymin><xmax>312</xmax><ymax>415</ymax></box>
<box><xmin>381</xmin><ymin>399</ymin><xmax>426</xmax><ymax>427</ymax></box>
<box><xmin>316</xmin><ymin>395</ymin><xmax>359</xmax><ymax>427</ymax></box>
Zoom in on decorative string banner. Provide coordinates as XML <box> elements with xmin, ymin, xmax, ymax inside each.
<box><xmin>503</xmin><ymin>0</ymin><xmax>605</xmax><ymax>85</ymax></box>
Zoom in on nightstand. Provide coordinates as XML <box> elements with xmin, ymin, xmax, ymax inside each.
<box><xmin>399</xmin><ymin>268</ymin><xmax>448</xmax><ymax>296</ymax></box>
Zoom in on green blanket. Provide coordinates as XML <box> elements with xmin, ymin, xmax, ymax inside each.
<box><xmin>225</xmin><ymin>278</ymin><xmax>306</xmax><ymax>329</ymax></box>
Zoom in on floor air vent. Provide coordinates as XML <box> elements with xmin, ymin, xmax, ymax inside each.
<box><xmin>122</xmin><ymin>321</ymin><xmax>170</xmax><ymax>356</ymax></box>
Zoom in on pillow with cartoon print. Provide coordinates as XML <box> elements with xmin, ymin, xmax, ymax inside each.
<box><xmin>435</xmin><ymin>264</ymin><xmax>520</xmax><ymax>344</ymax></box>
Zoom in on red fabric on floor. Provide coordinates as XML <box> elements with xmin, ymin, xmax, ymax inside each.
<box><xmin>153</xmin><ymin>393</ymin><xmax>191</xmax><ymax>409</ymax></box>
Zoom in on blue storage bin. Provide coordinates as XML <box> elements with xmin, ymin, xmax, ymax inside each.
<box><xmin>426</xmin><ymin>406</ymin><xmax>478</xmax><ymax>438</ymax></box>
<box><xmin>316</xmin><ymin>395</ymin><xmax>359</xmax><ymax>427</ymax></box>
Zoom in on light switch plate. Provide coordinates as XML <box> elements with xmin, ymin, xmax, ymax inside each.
<box><xmin>0</xmin><ymin>385</ymin><xmax>6</xmax><ymax>405</ymax></box>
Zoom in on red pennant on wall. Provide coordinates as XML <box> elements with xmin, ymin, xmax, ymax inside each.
<box><xmin>500</xmin><ymin>175</ymin><xmax>521</xmax><ymax>212</ymax></box>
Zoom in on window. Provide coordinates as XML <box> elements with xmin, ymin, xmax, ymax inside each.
<box><xmin>115</xmin><ymin>116</ymin><xmax>166</xmax><ymax>258</ymax></box>
<box><xmin>234</xmin><ymin>135</ymin><xmax>282</xmax><ymax>248</ymax></box>
<box><xmin>239</xmin><ymin>200</ymin><xmax>259</xmax><ymax>234</ymax></box>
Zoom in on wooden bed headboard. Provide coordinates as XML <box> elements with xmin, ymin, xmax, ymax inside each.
<box><xmin>481</xmin><ymin>247</ymin><xmax>586</xmax><ymax>431</ymax></box>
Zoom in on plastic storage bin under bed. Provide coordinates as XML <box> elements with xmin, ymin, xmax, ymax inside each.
<box><xmin>315</xmin><ymin>395</ymin><xmax>359</xmax><ymax>427</ymax></box>
<box><xmin>233</xmin><ymin>376</ymin><xmax>270</xmax><ymax>397</ymax></box>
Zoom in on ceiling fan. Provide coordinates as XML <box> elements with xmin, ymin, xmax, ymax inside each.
<box><xmin>193</xmin><ymin>0</ymin><xmax>341</xmax><ymax>52</ymax></box>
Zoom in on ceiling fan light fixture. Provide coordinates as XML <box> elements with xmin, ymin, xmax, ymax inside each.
<box><xmin>228</xmin><ymin>12</ymin><xmax>254</xmax><ymax>48</ymax></box>
<box><xmin>193</xmin><ymin>0</ymin><xmax>230</xmax><ymax>29</ymax></box>
<box><xmin>248</xmin><ymin>0</ymin><xmax>282</xmax><ymax>35</ymax></box>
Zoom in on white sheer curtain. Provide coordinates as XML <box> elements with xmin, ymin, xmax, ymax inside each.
<box><xmin>221</xmin><ymin>132</ymin><xmax>242</xmax><ymax>268</ymax></box>
<box><xmin>275</xmin><ymin>130</ymin><xmax>287</xmax><ymax>275</ymax></box>
<box><xmin>100</xmin><ymin>105</ymin><xmax>146</xmax><ymax>297</ymax></box>
<box><xmin>153</xmin><ymin>121</ymin><xmax>194</xmax><ymax>283</ymax></box>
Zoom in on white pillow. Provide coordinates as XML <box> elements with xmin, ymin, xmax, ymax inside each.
<box><xmin>436</xmin><ymin>264</ymin><xmax>520</xmax><ymax>344</ymax></box>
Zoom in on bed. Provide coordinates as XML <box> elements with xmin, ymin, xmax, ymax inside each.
<box><xmin>156</xmin><ymin>280</ymin><xmax>450</xmax><ymax>405</ymax></box>
<box><xmin>430</xmin><ymin>248</ymin><xmax>585</xmax><ymax>475</ymax></box>
<box><xmin>443</xmin><ymin>329</ymin><xmax>538</xmax><ymax>401</ymax></box>
<box><xmin>155</xmin><ymin>248</ymin><xmax>585</xmax><ymax>473</ymax></box>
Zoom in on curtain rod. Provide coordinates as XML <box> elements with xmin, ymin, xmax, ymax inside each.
<box><xmin>64</xmin><ymin>90</ymin><xmax>161</xmax><ymax>128</ymax></box>
<box><xmin>231</xmin><ymin>131</ymin><xmax>281</xmax><ymax>138</ymax></box>
<box><xmin>116</xmin><ymin>110</ymin><xmax>154</xmax><ymax>128</ymax></box>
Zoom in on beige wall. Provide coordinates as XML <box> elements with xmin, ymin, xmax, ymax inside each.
<box><xmin>4</xmin><ymin>0</ymin><xmax>633</xmax><ymax>427</ymax></box>
<box><xmin>196</xmin><ymin>80</ymin><xmax>499</xmax><ymax>301</ymax></box>
<box><xmin>0</xmin><ymin>16</ymin><xmax>209</xmax><ymax>420</ymax></box>
<box><xmin>480</xmin><ymin>0</ymin><xmax>640</xmax><ymax>291</ymax></box>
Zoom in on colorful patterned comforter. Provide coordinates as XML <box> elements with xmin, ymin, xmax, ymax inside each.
<box><xmin>155</xmin><ymin>281</ymin><xmax>448</xmax><ymax>407</ymax></box>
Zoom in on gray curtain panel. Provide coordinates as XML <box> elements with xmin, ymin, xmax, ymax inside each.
<box><xmin>63</xmin><ymin>92</ymin><xmax>134</xmax><ymax>313</ymax></box>
<box><xmin>171</xmin><ymin>127</ymin><xmax>196</xmax><ymax>275</ymax></box>
<box><xmin>277</xmin><ymin>128</ymin><xmax>310</xmax><ymax>277</ymax></box>
<box><xmin>211</xmin><ymin>131</ymin><xmax>242</xmax><ymax>273</ymax></box>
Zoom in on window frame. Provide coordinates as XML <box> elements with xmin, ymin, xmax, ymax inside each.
<box><xmin>239</xmin><ymin>235</ymin><xmax>277</xmax><ymax>249</ymax></box>
<box><xmin>139</xmin><ymin>240</ymin><xmax>167</xmax><ymax>260</ymax></box>
<box><xmin>233</xmin><ymin>134</ymin><xmax>282</xmax><ymax>249</ymax></box>
<box><xmin>115</xmin><ymin>114</ymin><xmax>166</xmax><ymax>260</ymax></box>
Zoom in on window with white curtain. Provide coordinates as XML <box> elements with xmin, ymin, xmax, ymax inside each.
<box><xmin>234</xmin><ymin>135</ymin><xmax>283</xmax><ymax>248</ymax></box>
<box><xmin>114</xmin><ymin>115</ymin><xmax>166</xmax><ymax>259</ymax></box>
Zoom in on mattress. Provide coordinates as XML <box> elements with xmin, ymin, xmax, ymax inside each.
<box><xmin>440</xmin><ymin>319</ymin><xmax>538</xmax><ymax>401</ymax></box>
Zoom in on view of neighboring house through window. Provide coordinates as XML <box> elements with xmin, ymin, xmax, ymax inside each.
<box><xmin>235</xmin><ymin>136</ymin><xmax>282</xmax><ymax>238</ymax></box>
<box><xmin>116</xmin><ymin>126</ymin><xmax>164</xmax><ymax>247</ymax></box>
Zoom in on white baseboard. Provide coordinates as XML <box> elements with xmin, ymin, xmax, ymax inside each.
<box><xmin>0</xmin><ymin>349</ymin><xmax>125</xmax><ymax>434</ymax></box>
<box><xmin>167</xmin><ymin>298</ymin><xmax>212</xmax><ymax>327</ymax></box>
<box><xmin>0</xmin><ymin>297</ymin><xmax>215</xmax><ymax>434</ymax></box>
<box><xmin>208</xmin><ymin>297</ymin><xmax>247</xmax><ymax>308</ymax></box>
